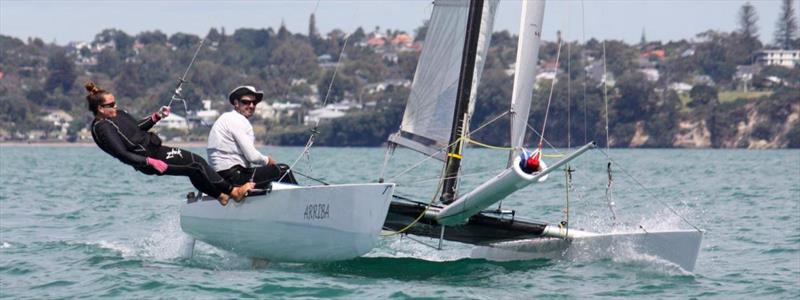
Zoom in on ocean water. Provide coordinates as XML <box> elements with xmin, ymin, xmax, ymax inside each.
<box><xmin>1</xmin><ymin>145</ymin><xmax>798</xmax><ymax>299</ymax></box>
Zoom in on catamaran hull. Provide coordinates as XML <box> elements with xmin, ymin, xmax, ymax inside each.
<box><xmin>471</xmin><ymin>227</ymin><xmax>703</xmax><ymax>271</ymax></box>
<box><xmin>180</xmin><ymin>183</ymin><xmax>395</xmax><ymax>262</ymax></box>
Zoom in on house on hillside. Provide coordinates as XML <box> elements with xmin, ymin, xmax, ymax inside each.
<box><xmin>535</xmin><ymin>61</ymin><xmax>559</xmax><ymax>85</ymax></box>
<box><xmin>638</xmin><ymin>68</ymin><xmax>660</xmax><ymax>82</ymax></box>
<box><xmin>755</xmin><ymin>49</ymin><xmax>800</xmax><ymax>68</ymax></box>
<box><xmin>668</xmin><ymin>82</ymin><xmax>693</xmax><ymax>94</ymax></box>
<box><xmin>303</xmin><ymin>101</ymin><xmax>361</xmax><ymax>125</ymax></box>
<box><xmin>318</xmin><ymin>54</ymin><xmax>341</xmax><ymax>69</ymax></box>
<box><xmin>187</xmin><ymin>99</ymin><xmax>220</xmax><ymax>126</ymax></box>
<box><xmin>733</xmin><ymin>65</ymin><xmax>762</xmax><ymax>91</ymax></box>
<box><xmin>362</xmin><ymin>79</ymin><xmax>412</xmax><ymax>95</ymax></box>
<box><xmin>40</xmin><ymin>109</ymin><xmax>73</xmax><ymax>139</ymax></box>
<box><xmin>585</xmin><ymin>61</ymin><xmax>615</xmax><ymax>87</ymax></box>
<box><xmin>154</xmin><ymin>114</ymin><xmax>189</xmax><ymax>130</ymax></box>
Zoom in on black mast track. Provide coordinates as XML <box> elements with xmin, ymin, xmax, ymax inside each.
<box><xmin>441</xmin><ymin>0</ymin><xmax>485</xmax><ymax>204</ymax></box>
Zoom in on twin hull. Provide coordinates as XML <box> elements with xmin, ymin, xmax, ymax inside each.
<box><xmin>180</xmin><ymin>183</ymin><xmax>394</xmax><ymax>262</ymax></box>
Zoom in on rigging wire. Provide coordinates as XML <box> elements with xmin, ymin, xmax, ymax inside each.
<box><xmin>278</xmin><ymin>32</ymin><xmax>351</xmax><ymax>183</ymax></box>
<box><xmin>381</xmin><ymin>165</ymin><xmax>446</xmax><ymax>236</ymax></box>
<box><xmin>536</xmin><ymin>36</ymin><xmax>563</xmax><ymax>150</ymax></box>
<box><xmin>386</xmin><ymin>110</ymin><xmax>510</xmax><ymax>182</ymax></box>
<box><xmin>168</xmin><ymin>37</ymin><xmax>206</xmax><ymax>115</ymax></box>
<box><xmin>597</xmin><ymin>148</ymin><xmax>702</xmax><ymax>232</ymax></box>
<box><xmin>601</xmin><ymin>40</ymin><xmax>618</xmax><ymax>224</ymax></box>
<box><xmin>581</xmin><ymin>0</ymin><xmax>588</xmax><ymax>145</ymax></box>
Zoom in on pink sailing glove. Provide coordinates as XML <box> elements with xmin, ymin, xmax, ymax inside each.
<box><xmin>146</xmin><ymin>157</ymin><xmax>168</xmax><ymax>174</ymax></box>
<box><xmin>151</xmin><ymin>106</ymin><xmax>171</xmax><ymax>122</ymax></box>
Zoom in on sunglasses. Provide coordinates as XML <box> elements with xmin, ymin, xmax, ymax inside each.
<box><xmin>239</xmin><ymin>100</ymin><xmax>258</xmax><ymax>106</ymax></box>
<box><xmin>99</xmin><ymin>102</ymin><xmax>117</xmax><ymax>109</ymax></box>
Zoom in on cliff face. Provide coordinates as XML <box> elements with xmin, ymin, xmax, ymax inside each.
<box><xmin>622</xmin><ymin>102</ymin><xmax>799</xmax><ymax>149</ymax></box>
<box><xmin>673</xmin><ymin>120</ymin><xmax>712</xmax><ymax>148</ymax></box>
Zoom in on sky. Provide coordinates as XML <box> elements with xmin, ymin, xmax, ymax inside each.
<box><xmin>0</xmin><ymin>0</ymin><xmax>788</xmax><ymax>46</ymax></box>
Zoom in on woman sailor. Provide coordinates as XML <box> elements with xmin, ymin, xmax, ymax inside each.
<box><xmin>84</xmin><ymin>82</ymin><xmax>253</xmax><ymax>205</ymax></box>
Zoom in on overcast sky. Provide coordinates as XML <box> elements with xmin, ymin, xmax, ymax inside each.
<box><xmin>0</xmin><ymin>0</ymin><xmax>788</xmax><ymax>45</ymax></box>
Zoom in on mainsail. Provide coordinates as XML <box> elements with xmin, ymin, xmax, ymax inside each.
<box><xmin>388</xmin><ymin>0</ymin><xmax>498</xmax><ymax>160</ymax></box>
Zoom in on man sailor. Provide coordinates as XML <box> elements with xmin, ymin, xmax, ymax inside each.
<box><xmin>207</xmin><ymin>85</ymin><xmax>298</xmax><ymax>190</ymax></box>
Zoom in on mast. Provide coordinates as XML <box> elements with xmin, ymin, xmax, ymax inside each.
<box><xmin>440</xmin><ymin>0</ymin><xmax>485</xmax><ymax>204</ymax></box>
<box><xmin>507</xmin><ymin>0</ymin><xmax>546</xmax><ymax>166</ymax></box>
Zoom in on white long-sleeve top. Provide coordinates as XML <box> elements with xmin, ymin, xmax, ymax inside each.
<box><xmin>207</xmin><ymin>111</ymin><xmax>268</xmax><ymax>171</ymax></box>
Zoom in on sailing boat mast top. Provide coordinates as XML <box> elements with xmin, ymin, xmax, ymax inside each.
<box><xmin>440</xmin><ymin>0</ymin><xmax>486</xmax><ymax>204</ymax></box>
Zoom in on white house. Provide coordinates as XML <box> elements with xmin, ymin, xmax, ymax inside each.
<box><xmin>755</xmin><ymin>49</ymin><xmax>800</xmax><ymax>68</ymax></box>
<box><xmin>638</xmin><ymin>67</ymin><xmax>660</xmax><ymax>82</ymax></box>
<box><xmin>189</xmin><ymin>99</ymin><xmax>220</xmax><ymax>126</ymax></box>
<box><xmin>40</xmin><ymin>110</ymin><xmax>73</xmax><ymax>138</ymax></box>
<box><xmin>303</xmin><ymin>101</ymin><xmax>361</xmax><ymax>125</ymax></box>
<box><xmin>304</xmin><ymin>107</ymin><xmax>346</xmax><ymax>125</ymax></box>
<box><xmin>668</xmin><ymin>82</ymin><xmax>693</xmax><ymax>93</ymax></box>
<box><xmin>154</xmin><ymin>114</ymin><xmax>189</xmax><ymax>130</ymax></box>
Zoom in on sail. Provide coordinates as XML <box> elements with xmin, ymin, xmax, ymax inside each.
<box><xmin>466</xmin><ymin>0</ymin><xmax>499</xmax><ymax>124</ymax></box>
<box><xmin>390</xmin><ymin>0</ymin><xmax>498</xmax><ymax>156</ymax></box>
<box><xmin>508</xmin><ymin>0</ymin><xmax>546</xmax><ymax>163</ymax></box>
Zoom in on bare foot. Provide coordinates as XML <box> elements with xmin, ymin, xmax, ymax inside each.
<box><xmin>217</xmin><ymin>194</ymin><xmax>230</xmax><ymax>206</ymax></box>
<box><xmin>231</xmin><ymin>182</ymin><xmax>255</xmax><ymax>202</ymax></box>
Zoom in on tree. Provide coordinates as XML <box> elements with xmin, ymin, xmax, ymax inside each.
<box><xmin>738</xmin><ymin>2</ymin><xmax>761</xmax><ymax>59</ymax></box>
<box><xmin>94</xmin><ymin>29</ymin><xmax>133</xmax><ymax>56</ymax></box>
<box><xmin>137</xmin><ymin>30</ymin><xmax>167</xmax><ymax>45</ymax></box>
<box><xmin>268</xmin><ymin>39</ymin><xmax>318</xmax><ymax>80</ymax></box>
<box><xmin>168</xmin><ymin>33</ymin><xmax>201</xmax><ymax>49</ymax></box>
<box><xmin>414</xmin><ymin>19</ymin><xmax>429</xmax><ymax>42</ymax></box>
<box><xmin>308</xmin><ymin>13</ymin><xmax>319</xmax><ymax>38</ymax></box>
<box><xmin>350</xmin><ymin>27</ymin><xmax>366</xmax><ymax>43</ymax></box>
<box><xmin>774</xmin><ymin>0</ymin><xmax>798</xmax><ymax>49</ymax></box>
<box><xmin>688</xmin><ymin>85</ymin><xmax>718</xmax><ymax>108</ymax></box>
<box><xmin>92</xmin><ymin>48</ymin><xmax>122</xmax><ymax>75</ymax></box>
<box><xmin>277</xmin><ymin>23</ymin><xmax>291</xmax><ymax>40</ymax></box>
<box><xmin>44</xmin><ymin>49</ymin><xmax>76</xmax><ymax>93</ymax></box>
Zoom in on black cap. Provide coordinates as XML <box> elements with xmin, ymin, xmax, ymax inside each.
<box><xmin>228</xmin><ymin>85</ymin><xmax>264</xmax><ymax>105</ymax></box>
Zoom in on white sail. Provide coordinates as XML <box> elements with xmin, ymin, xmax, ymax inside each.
<box><xmin>466</xmin><ymin>0</ymin><xmax>499</xmax><ymax>124</ymax></box>
<box><xmin>508</xmin><ymin>0</ymin><xmax>546</xmax><ymax>162</ymax></box>
<box><xmin>391</xmin><ymin>0</ymin><xmax>498</xmax><ymax>156</ymax></box>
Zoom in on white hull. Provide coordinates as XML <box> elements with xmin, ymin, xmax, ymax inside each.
<box><xmin>180</xmin><ymin>182</ymin><xmax>395</xmax><ymax>262</ymax></box>
<box><xmin>471</xmin><ymin>226</ymin><xmax>703</xmax><ymax>271</ymax></box>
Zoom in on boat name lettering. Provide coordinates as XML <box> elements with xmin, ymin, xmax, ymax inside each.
<box><xmin>304</xmin><ymin>203</ymin><xmax>330</xmax><ymax>220</ymax></box>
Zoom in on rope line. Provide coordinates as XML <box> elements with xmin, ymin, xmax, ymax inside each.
<box><xmin>387</xmin><ymin>110</ymin><xmax>510</xmax><ymax>182</ymax></box>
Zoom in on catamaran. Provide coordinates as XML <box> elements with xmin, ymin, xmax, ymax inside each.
<box><xmin>180</xmin><ymin>0</ymin><xmax>703</xmax><ymax>270</ymax></box>
<box><xmin>380</xmin><ymin>0</ymin><xmax>703</xmax><ymax>271</ymax></box>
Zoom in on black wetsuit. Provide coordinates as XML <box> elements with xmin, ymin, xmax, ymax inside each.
<box><xmin>217</xmin><ymin>164</ymin><xmax>298</xmax><ymax>189</ymax></box>
<box><xmin>90</xmin><ymin>110</ymin><xmax>234</xmax><ymax>198</ymax></box>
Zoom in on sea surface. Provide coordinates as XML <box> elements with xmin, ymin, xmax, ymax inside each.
<box><xmin>1</xmin><ymin>145</ymin><xmax>798</xmax><ymax>299</ymax></box>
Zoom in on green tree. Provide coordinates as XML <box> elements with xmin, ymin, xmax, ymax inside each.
<box><xmin>44</xmin><ymin>49</ymin><xmax>76</xmax><ymax>93</ymax></box>
<box><xmin>92</xmin><ymin>48</ymin><xmax>122</xmax><ymax>76</ymax></box>
<box><xmin>168</xmin><ymin>33</ymin><xmax>201</xmax><ymax>49</ymax></box>
<box><xmin>774</xmin><ymin>0</ymin><xmax>798</xmax><ymax>49</ymax></box>
<box><xmin>137</xmin><ymin>30</ymin><xmax>167</xmax><ymax>45</ymax></box>
<box><xmin>308</xmin><ymin>13</ymin><xmax>319</xmax><ymax>38</ymax></box>
<box><xmin>414</xmin><ymin>19</ymin><xmax>429</xmax><ymax>42</ymax></box>
<box><xmin>738</xmin><ymin>2</ymin><xmax>761</xmax><ymax>60</ymax></box>
<box><xmin>94</xmin><ymin>29</ymin><xmax>133</xmax><ymax>56</ymax></box>
<box><xmin>688</xmin><ymin>84</ymin><xmax>719</xmax><ymax>109</ymax></box>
